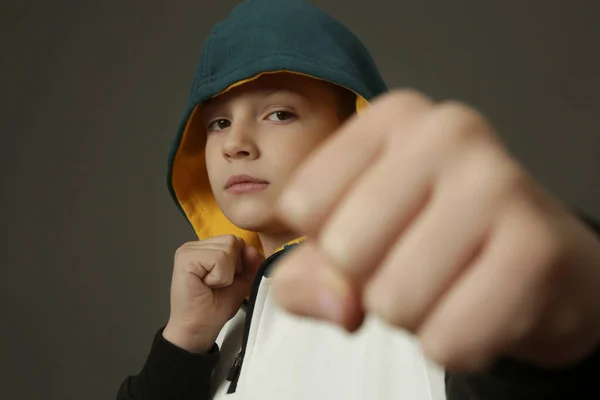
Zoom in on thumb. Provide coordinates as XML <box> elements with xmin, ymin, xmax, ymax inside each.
<box><xmin>271</xmin><ymin>242</ymin><xmax>364</xmax><ymax>332</ymax></box>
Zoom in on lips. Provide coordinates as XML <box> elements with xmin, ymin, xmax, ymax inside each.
<box><xmin>224</xmin><ymin>174</ymin><xmax>270</xmax><ymax>189</ymax></box>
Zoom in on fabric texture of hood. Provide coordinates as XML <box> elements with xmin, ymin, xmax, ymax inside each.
<box><xmin>168</xmin><ymin>0</ymin><xmax>388</xmax><ymax>251</ymax></box>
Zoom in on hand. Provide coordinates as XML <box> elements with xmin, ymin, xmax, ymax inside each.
<box><xmin>271</xmin><ymin>90</ymin><xmax>600</xmax><ymax>371</ymax></box>
<box><xmin>163</xmin><ymin>235</ymin><xmax>264</xmax><ymax>353</ymax></box>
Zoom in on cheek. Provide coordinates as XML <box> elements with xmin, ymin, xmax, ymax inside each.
<box><xmin>275</xmin><ymin>132</ymin><xmax>332</xmax><ymax>176</ymax></box>
<box><xmin>204</xmin><ymin>143</ymin><xmax>221</xmax><ymax>190</ymax></box>
<box><xmin>298</xmin><ymin>119</ymin><xmax>339</xmax><ymax>155</ymax></box>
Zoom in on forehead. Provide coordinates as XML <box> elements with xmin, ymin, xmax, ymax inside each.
<box><xmin>203</xmin><ymin>73</ymin><xmax>335</xmax><ymax>109</ymax></box>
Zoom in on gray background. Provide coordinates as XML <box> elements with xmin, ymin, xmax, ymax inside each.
<box><xmin>1</xmin><ymin>0</ymin><xmax>599</xmax><ymax>399</ymax></box>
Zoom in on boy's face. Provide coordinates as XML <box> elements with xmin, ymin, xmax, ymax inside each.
<box><xmin>202</xmin><ymin>73</ymin><xmax>348</xmax><ymax>235</ymax></box>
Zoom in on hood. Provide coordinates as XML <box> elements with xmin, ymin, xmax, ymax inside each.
<box><xmin>168</xmin><ymin>0</ymin><xmax>388</xmax><ymax>251</ymax></box>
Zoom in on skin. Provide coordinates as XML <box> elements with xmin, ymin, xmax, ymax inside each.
<box><xmin>202</xmin><ymin>73</ymin><xmax>348</xmax><ymax>256</ymax></box>
<box><xmin>165</xmin><ymin>74</ymin><xmax>600</xmax><ymax>372</ymax></box>
<box><xmin>163</xmin><ymin>73</ymin><xmax>351</xmax><ymax>352</ymax></box>
<box><xmin>271</xmin><ymin>90</ymin><xmax>600</xmax><ymax>371</ymax></box>
<box><xmin>163</xmin><ymin>235</ymin><xmax>263</xmax><ymax>353</ymax></box>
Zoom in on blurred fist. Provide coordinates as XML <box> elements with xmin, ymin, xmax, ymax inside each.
<box><xmin>272</xmin><ymin>90</ymin><xmax>600</xmax><ymax>371</ymax></box>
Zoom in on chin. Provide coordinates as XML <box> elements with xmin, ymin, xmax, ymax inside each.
<box><xmin>222</xmin><ymin>202</ymin><xmax>279</xmax><ymax>233</ymax></box>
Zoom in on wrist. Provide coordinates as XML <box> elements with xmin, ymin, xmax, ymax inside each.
<box><xmin>163</xmin><ymin>322</ymin><xmax>217</xmax><ymax>354</ymax></box>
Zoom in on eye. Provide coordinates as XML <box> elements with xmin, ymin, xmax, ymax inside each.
<box><xmin>207</xmin><ymin>119</ymin><xmax>231</xmax><ymax>132</ymax></box>
<box><xmin>266</xmin><ymin>111</ymin><xmax>296</xmax><ymax>122</ymax></box>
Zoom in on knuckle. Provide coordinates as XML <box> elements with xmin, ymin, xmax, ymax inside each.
<box><xmin>175</xmin><ymin>241</ymin><xmax>190</xmax><ymax>253</ymax></box>
<box><xmin>174</xmin><ymin>242</ymin><xmax>193</xmax><ymax>261</ymax></box>
<box><xmin>223</xmin><ymin>274</ymin><xmax>235</xmax><ymax>286</ymax></box>
<box><xmin>209</xmin><ymin>267</ymin><xmax>223</xmax><ymax>281</ymax></box>
<box><xmin>213</xmin><ymin>249</ymin><xmax>229</xmax><ymax>266</ymax></box>
<box><xmin>505</xmin><ymin>167</ymin><xmax>531</xmax><ymax>196</ymax></box>
<box><xmin>387</xmin><ymin>88</ymin><xmax>430</xmax><ymax>104</ymax></box>
<box><xmin>364</xmin><ymin>286</ymin><xmax>421</xmax><ymax>332</ymax></box>
<box><xmin>438</xmin><ymin>99</ymin><xmax>482</xmax><ymax>122</ymax></box>
<box><xmin>175</xmin><ymin>241</ymin><xmax>198</xmax><ymax>252</ymax></box>
<box><xmin>212</xmin><ymin>266</ymin><xmax>234</xmax><ymax>286</ymax></box>
<box><xmin>501</xmin><ymin>197</ymin><xmax>565</xmax><ymax>280</ymax></box>
<box><xmin>419</xmin><ymin>332</ymin><xmax>455</xmax><ymax>368</ymax></box>
<box><xmin>220</xmin><ymin>234</ymin><xmax>239</xmax><ymax>248</ymax></box>
<box><xmin>532</xmin><ymin>218</ymin><xmax>566</xmax><ymax>266</ymax></box>
<box><xmin>496</xmin><ymin>162</ymin><xmax>528</xmax><ymax>199</ymax></box>
<box><xmin>436</xmin><ymin>100</ymin><xmax>492</xmax><ymax>142</ymax></box>
<box><xmin>460</xmin><ymin>149</ymin><xmax>522</xmax><ymax>197</ymax></box>
<box><xmin>382</xmin><ymin>89</ymin><xmax>433</xmax><ymax>113</ymax></box>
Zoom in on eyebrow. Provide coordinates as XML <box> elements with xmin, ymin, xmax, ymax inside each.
<box><xmin>202</xmin><ymin>87</ymin><xmax>309</xmax><ymax>115</ymax></box>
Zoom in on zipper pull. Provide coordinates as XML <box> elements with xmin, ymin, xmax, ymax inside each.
<box><xmin>226</xmin><ymin>352</ymin><xmax>242</xmax><ymax>382</ymax></box>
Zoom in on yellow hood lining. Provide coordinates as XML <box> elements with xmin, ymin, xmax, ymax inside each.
<box><xmin>171</xmin><ymin>70</ymin><xmax>370</xmax><ymax>254</ymax></box>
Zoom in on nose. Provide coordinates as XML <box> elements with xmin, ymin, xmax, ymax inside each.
<box><xmin>222</xmin><ymin>123</ymin><xmax>259</xmax><ymax>161</ymax></box>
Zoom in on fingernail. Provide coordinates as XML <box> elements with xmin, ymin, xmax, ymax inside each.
<box><xmin>317</xmin><ymin>269</ymin><xmax>349</xmax><ymax>324</ymax></box>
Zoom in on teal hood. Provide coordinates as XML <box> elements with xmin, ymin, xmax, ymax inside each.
<box><xmin>168</xmin><ymin>0</ymin><xmax>388</xmax><ymax>250</ymax></box>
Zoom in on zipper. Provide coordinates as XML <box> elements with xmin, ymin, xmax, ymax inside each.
<box><xmin>225</xmin><ymin>247</ymin><xmax>291</xmax><ymax>394</ymax></box>
<box><xmin>226</xmin><ymin>352</ymin><xmax>243</xmax><ymax>382</ymax></box>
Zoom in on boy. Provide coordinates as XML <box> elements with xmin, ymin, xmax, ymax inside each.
<box><xmin>118</xmin><ymin>0</ymin><xmax>600</xmax><ymax>399</ymax></box>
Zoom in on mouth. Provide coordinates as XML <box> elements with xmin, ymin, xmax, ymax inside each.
<box><xmin>225</xmin><ymin>174</ymin><xmax>270</xmax><ymax>194</ymax></box>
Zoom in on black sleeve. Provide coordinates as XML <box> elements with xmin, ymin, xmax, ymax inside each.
<box><xmin>117</xmin><ymin>327</ymin><xmax>220</xmax><ymax>400</ymax></box>
<box><xmin>445</xmin><ymin>348</ymin><xmax>600</xmax><ymax>400</ymax></box>
<box><xmin>446</xmin><ymin>213</ymin><xmax>600</xmax><ymax>400</ymax></box>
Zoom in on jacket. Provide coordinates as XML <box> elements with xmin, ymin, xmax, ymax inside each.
<box><xmin>118</xmin><ymin>0</ymin><xmax>600</xmax><ymax>398</ymax></box>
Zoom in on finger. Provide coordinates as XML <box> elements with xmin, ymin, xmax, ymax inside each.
<box><xmin>317</xmin><ymin>133</ymin><xmax>434</xmax><ymax>282</ymax></box>
<box><xmin>316</xmin><ymin>100</ymin><xmax>498</xmax><ymax>283</ymax></box>
<box><xmin>177</xmin><ymin>237</ymin><xmax>245</xmax><ymax>288</ymax></box>
<box><xmin>271</xmin><ymin>242</ymin><xmax>364</xmax><ymax>331</ymax></box>
<box><xmin>178</xmin><ymin>235</ymin><xmax>242</xmax><ymax>252</ymax></box>
<box><xmin>363</xmin><ymin>144</ymin><xmax>517</xmax><ymax>330</ymax></box>
<box><xmin>277</xmin><ymin>90</ymin><xmax>433</xmax><ymax>234</ymax></box>
<box><xmin>206</xmin><ymin>235</ymin><xmax>245</xmax><ymax>276</ymax></box>
<box><xmin>202</xmin><ymin>249</ymin><xmax>238</xmax><ymax>288</ymax></box>
<box><xmin>417</xmin><ymin>194</ymin><xmax>556</xmax><ymax>372</ymax></box>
